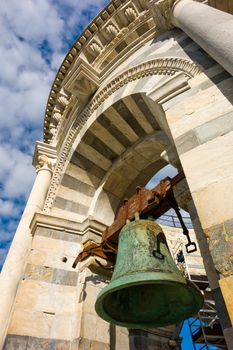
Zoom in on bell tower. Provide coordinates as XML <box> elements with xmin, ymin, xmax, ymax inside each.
<box><xmin>1</xmin><ymin>0</ymin><xmax>233</xmax><ymax>349</ymax></box>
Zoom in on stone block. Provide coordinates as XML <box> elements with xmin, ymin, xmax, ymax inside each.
<box><xmin>91</xmin><ymin>340</ymin><xmax>109</xmax><ymax>350</ymax></box>
<box><xmin>81</xmin><ymin>313</ymin><xmax>97</xmax><ymax>340</ymax></box>
<box><xmin>24</xmin><ymin>264</ymin><xmax>53</xmax><ymax>283</ymax></box>
<box><xmin>3</xmin><ymin>334</ymin><xmax>28</xmax><ymax>349</ymax></box>
<box><xmin>8</xmin><ymin>308</ymin><xmax>54</xmax><ymax>338</ymax></box>
<box><xmin>27</xmin><ymin>336</ymin><xmax>49</xmax><ymax>350</ymax></box>
<box><xmin>66</xmin><ymin>162</ymin><xmax>101</xmax><ymax>188</ymax></box>
<box><xmin>166</xmin><ymin>81</ymin><xmax>233</xmax><ymax>139</ymax></box>
<box><xmin>181</xmin><ymin>130</ymin><xmax>233</xmax><ymax>194</ymax></box>
<box><xmin>14</xmin><ymin>279</ymin><xmax>38</xmax><ymax>310</ymax></box>
<box><xmin>52</xmin><ymin>268</ymin><xmax>78</xmax><ymax>286</ymax></box>
<box><xmin>223</xmin><ymin>327</ymin><xmax>233</xmax><ymax>350</ymax></box>
<box><xmin>32</xmin><ymin>235</ymin><xmax>81</xmax><ymax>260</ymax></box>
<box><xmin>175</xmin><ymin>129</ymin><xmax>200</xmax><ymax>155</ymax></box>
<box><xmin>204</xmin><ymin>222</ymin><xmax>233</xmax><ymax>276</ymax></box>
<box><xmin>95</xmin><ymin>318</ymin><xmax>110</xmax><ymax>343</ymax></box>
<box><xmin>195</xmin><ymin>110</ymin><xmax>233</xmax><ymax>144</ymax></box>
<box><xmin>115</xmin><ymin>326</ymin><xmax>129</xmax><ymax>350</ymax></box>
<box><xmin>219</xmin><ymin>276</ymin><xmax>233</xmax><ymax>325</ymax></box>
<box><xmin>191</xmin><ymin>176</ymin><xmax>233</xmax><ymax>229</ymax></box>
<box><xmin>36</xmin><ymin>282</ymin><xmax>77</xmax><ymax>314</ymax></box>
<box><xmin>78</xmin><ymin>338</ymin><xmax>90</xmax><ymax>350</ymax></box>
<box><xmin>212</xmin><ymin>287</ymin><xmax>231</xmax><ymax>330</ymax></box>
<box><xmin>50</xmin><ymin>313</ymin><xmax>76</xmax><ymax>340</ymax></box>
<box><xmin>28</xmin><ymin>249</ymin><xmax>47</xmax><ymax>266</ymax></box>
<box><xmin>58</xmin><ymin>186</ymin><xmax>93</xmax><ymax>209</ymax></box>
<box><xmin>35</xmin><ymin>226</ymin><xmax>81</xmax><ymax>243</ymax></box>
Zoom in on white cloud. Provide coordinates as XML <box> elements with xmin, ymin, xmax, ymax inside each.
<box><xmin>0</xmin><ymin>144</ymin><xmax>35</xmax><ymax>199</ymax></box>
<box><xmin>0</xmin><ymin>199</ymin><xmax>20</xmax><ymax>217</ymax></box>
<box><xmin>1</xmin><ymin>0</ymin><xmax>64</xmax><ymax>50</ymax></box>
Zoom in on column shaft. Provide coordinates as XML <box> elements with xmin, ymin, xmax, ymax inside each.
<box><xmin>0</xmin><ymin>166</ymin><xmax>52</xmax><ymax>347</ymax></box>
<box><xmin>171</xmin><ymin>0</ymin><xmax>233</xmax><ymax>77</ymax></box>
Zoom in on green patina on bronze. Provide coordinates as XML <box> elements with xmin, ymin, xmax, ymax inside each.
<box><xmin>95</xmin><ymin>219</ymin><xmax>203</xmax><ymax>328</ymax></box>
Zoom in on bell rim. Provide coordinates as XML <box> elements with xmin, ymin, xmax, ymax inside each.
<box><xmin>95</xmin><ymin>271</ymin><xmax>204</xmax><ymax>328</ymax></box>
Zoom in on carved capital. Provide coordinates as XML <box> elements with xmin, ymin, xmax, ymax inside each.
<box><xmin>33</xmin><ymin>141</ymin><xmax>57</xmax><ymax>173</ymax></box>
<box><xmin>35</xmin><ymin>155</ymin><xmax>55</xmax><ymax>173</ymax></box>
<box><xmin>146</xmin><ymin>0</ymin><xmax>178</xmax><ymax>32</ymax></box>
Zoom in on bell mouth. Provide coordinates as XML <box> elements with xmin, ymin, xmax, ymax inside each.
<box><xmin>95</xmin><ymin>272</ymin><xmax>203</xmax><ymax>328</ymax></box>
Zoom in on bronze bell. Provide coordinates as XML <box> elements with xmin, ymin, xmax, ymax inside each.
<box><xmin>95</xmin><ymin>218</ymin><xmax>203</xmax><ymax>328</ymax></box>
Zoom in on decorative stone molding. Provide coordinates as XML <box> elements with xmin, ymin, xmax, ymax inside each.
<box><xmin>43</xmin><ymin>0</ymin><xmax>154</xmax><ymax>143</ymax></box>
<box><xmin>105</xmin><ymin>23</ymin><xmax>118</xmax><ymax>38</ymax></box>
<box><xmin>57</xmin><ymin>88</ymin><xmax>70</xmax><ymax>107</ymax></box>
<box><xmin>89</xmin><ymin>41</ymin><xmax>103</xmax><ymax>55</ymax></box>
<box><xmin>43</xmin><ymin>57</ymin><xmax>201</xmax><ymax>212</ymax></box>
<box><xmin>52</xmin><ymin>112</ymin><xmax>62</xmax><ymax>123</ymax></box>
<box><xmin>30</xmin><ymin>211</ymin><xmax>107</xmax><ymax>240</ymax></box>
<box><xmin>125</xmin><ymin>6</ymin><xmax>138</xmax><ymax>22</ymax></box>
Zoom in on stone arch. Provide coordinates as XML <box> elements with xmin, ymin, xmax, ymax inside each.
<box><xmin>45</xmin><ymin>56</ymin><xmax>201</xmax><ymax>224</ymax></box>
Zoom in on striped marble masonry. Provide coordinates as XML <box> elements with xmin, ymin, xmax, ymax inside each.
<box><xmin>52</xmin><ymin>93</ymin><xmax>165</xmax><ymax>221</ymax></box>
<box><xmin>51</xmin><ymin>29</ymin><xmax>223</xmax><ymax>222</ymax></box>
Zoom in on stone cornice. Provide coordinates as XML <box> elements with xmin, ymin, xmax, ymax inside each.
<box><xmin>43</xmin><ymin>57</ymin><xmax>201</xmax><ymax>212</ymax></box>
<box><xmin>43</xmin><ymin>0</ymin><xmax>153</xmax><ymax>144</ymax></box>
<box><xmin>43</xmin><ymin>0</ymin><xmax>208</xmax><ymax>144</ymax></box>
<box><xmin>30</xmin><ymin>211</ymin><xmax>107</xmax><ymax>241</ymax></box>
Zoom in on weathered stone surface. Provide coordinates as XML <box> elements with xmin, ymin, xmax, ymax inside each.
<box><xmin>52</xmin><ymin>268</ymin><xmax>78</xmax><ymax>286</ymax></box>
<box><xmin>3</xmin><ymin>335</ymin><xmax>72</xmax><ymax>350</ymax></box>
<box><xmin>77</xmin><ymin>338</ymin><xmax>109</xmax><ymax>350</ymax></box>
<box><xmin>3</xmin><ymin>334</ymin><xmax>28</xmax><ymax>349</ymax></box>
<box><xmin>223</xmin><ymin>327</ymin><xmax>233</xmax><ymax>350</ymax></box>
<box><xmin>8</xmin><ymin>308</ymin><xmax>54</xmax><ymax>339</ymax></box>
<box><xmin>205</xmin><ymin>222</ymin><xmax>233</xmax><ymax>276</ymax></box>
<box><xmin>212</xmin><ymin>287</ymin><xmax>231</xmax><ymax>330</ymax></box>
<box><xmin>129</xmin><ymin>329</ymin><xmax>180</xmax><ymax>350</ymax></box>
<box><xmin>24</xmin><ymin>264</ymin><xmax>53</xmax><ymax>283</ymax></box>
<box><xmin>219</xmin><ymin>276</ymin><xmax>233</xmax><ymax>326</ymax></box>
<box><xmin>35</xmin><ymin>226</ymin><xmax>82</xmax><ymax>243</ymax></box>
<box><xmin>23</xmin><ymin>263</ymin><xmax>78</xmax><ymax>286</ymax></box>
<box><xmin>27</xmin><ymin>337</ymin><xmax>49</xmax><ymax>350</ymax></box>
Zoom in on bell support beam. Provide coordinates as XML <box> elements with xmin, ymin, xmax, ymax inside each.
<box><xmin>0</xmin><ymin>142</ymin><xmax>57</xmax><ymax>348</ymax></box>
<box><xmin>171</xmin><ymin>0</ymin><xmax>233</xmax><ymax>77</ymax></box>
<box><xmin>73</xmin><ymin>172</ymin><xmax>192</xmax><ymax>268</ymax></box>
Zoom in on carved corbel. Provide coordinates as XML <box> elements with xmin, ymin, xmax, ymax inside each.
<box><xmin>57</xmin><ymin>88</ymin><xmax>71</xmax><ymax>107</ymax></box>
<box><xmin>64</xmin><ymin>58</ymin><xmax>100</xmax><ymax>102</ymax></box>
<box><xmin>105</xmin><ymin>23</ymin><xmax>118</xmax><ymax>39</ymax></box>
<box><xmin>89</xmin><ymin>41</ymin><xmax>103</xmax><ymax>56</ymax></box>
<box><xmin>52</xmin><ymin>111</ymin><xmax>62</xmax><ymax>123</ymax></box>
<box><xmin>125</xmin><ymin>6</ymin><xmax>138</xmax><ymax>22</ymax></box>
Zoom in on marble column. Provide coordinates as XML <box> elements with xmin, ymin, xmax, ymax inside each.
<box><xmin>0</xmin><ymin>144</ymin><xmax>56</xmax><ymax>348</ymax></box>
<box><xmin>171</xmin><ymin>0</ymin><xmax>233</xmax><ymax>77</ymax></box>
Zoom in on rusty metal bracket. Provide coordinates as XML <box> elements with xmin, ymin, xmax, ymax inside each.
<box><xmin>166</xmin><ymin>192</ymin><xmax>197</xmax><ymax>254</ymax></box>
<box><xmin>73</xmin><ymin>171</ymin><xmax>195</xmax><ymax>267</ymax></box>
